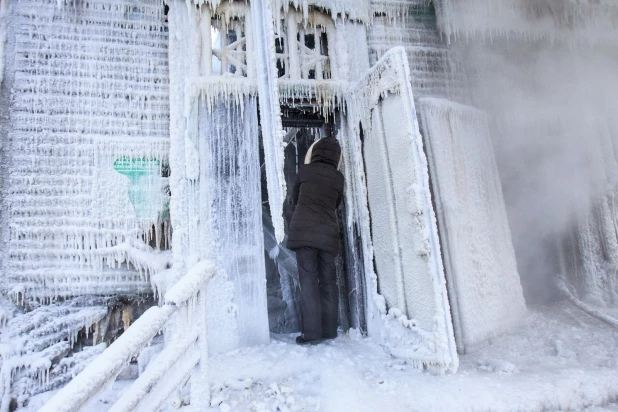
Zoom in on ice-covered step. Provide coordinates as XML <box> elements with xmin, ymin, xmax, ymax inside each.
<box><xmin>0</xmin><ymin>299</ymin><xmax>111</xmax><ymax>404</ymax></box>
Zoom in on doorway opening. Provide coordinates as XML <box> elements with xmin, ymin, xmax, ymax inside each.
<box><xmin>260</xmin><ymin>105</ymin><xmax>367</xmax><ymax>335</ymax></box>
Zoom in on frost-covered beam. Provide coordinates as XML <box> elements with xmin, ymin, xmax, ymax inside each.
<box><xmin>39</xmin><ymin>305</ymin><xmax>177</xmax><ymax>412</ymax></box>
<box><xmin>164</xmin><ymin>260</ymin><xmax>216</xmax><ymax>305</ymax></box>
<box><xmin>558</xmin><ymin>277</ymin><xmax>618</xmax><ymax>330</ymax></box>
<box><xmin>250</xmin><ymin>0</ymin><xmax>286</xmax><ymax>242</ymax></box>
<box><xmin>108</xmin><ymin>334</ymin><xmax>198</xmax><ymax>412</ymax></box>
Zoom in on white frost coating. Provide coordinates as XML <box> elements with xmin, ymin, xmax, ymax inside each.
<box><xmin>278</xmin><ymin>79</ymin><xmax>346</xmax><ymax>120</ymax></box>
<box><xmin>368</xmin><ymin>1</ymin><xmax>468</xmax><ymax>102</ymax></box>
<box><xmin>557</xmin><ymin>277</ymin><xmax>618</xmax><ymax>330</ymax></box>
<box><xmin>199</xmin><ymin>0</ymin><xmax>370</xmax><ymax>24</ymax></box>
<box><xmin>0</xmin><ymin>300</ymin><xmax>108</xmax><ymax>410</ymax></box>
<box><xmin>435</xmin><ymin>0</ymin><xmax>618</xmax><ymax>45</ymax></box>
<box><xmin>342</xmin><ymin>47</ymin><xmax>457</xmax><ymax>372</ymax></box>
<box><xmin>39</xmin><ymin>305</ymin><xmax>176</xmax><ymax>412</ymax></box>
<box><xmin>4</xmin><ymin>0</ymin><xmax>171</xmax><ymax>301</ymax></box>
<box><xmin>418</xmin><ymin>97</ymin><xmax>527</xmax><ymax>351</ymax></box>
<box><xmin>164</xmin><ymin>260</ymin><xmax>216</xmax><ymax>305</ymax></box>
<box><xmin>197</xmin><ymin>96</ymin><xmax>269</xmax><ymax>349</ymax></box>
<box><xmin>109</xmin><ymin>334</ymin><xmax>198</xmax><ymax>412</ymax></box>
<box><xmin>250</xmin><ymin>0</ymin><xmax>287</xmax><ymax>243</ymax></box>
<box><xmin>0</xmin><ymin>0</ymin><xmax>7</xmax><ymax>86</ymax></box>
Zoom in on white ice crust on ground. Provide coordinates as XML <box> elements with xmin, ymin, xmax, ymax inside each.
<box><xmin>20</xmin><ymin>303</ymin><xmax>618</xmax><ymax>412</ymax></box>
<box><xmin>435</xmin><ymin>0</ymin><xmax>618</xmax><ymax>45</ymax></box>
<box><xmin>418</xmin><ymin>97</ymin><xmax>527</xmax><ymax>351</ymax></box>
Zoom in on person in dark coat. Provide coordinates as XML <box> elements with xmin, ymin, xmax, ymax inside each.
<box><xmin>287</xmin><ymin>136</ymin><xmax>344</xmax><ymax>344</ymax></box>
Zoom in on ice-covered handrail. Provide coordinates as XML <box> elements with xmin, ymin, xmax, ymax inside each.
<box><xmin>164</xmin><ymin>260</ymin><xmax>216</xmax><ymax>305</ymax></box>
<box><xmin>39</xmin><ymin>261</ymin><xmax>217</xmax><ymax>412</ymax></box>
<box><xmin>557</xmin><ymin>276</ymin><xmax>618</xmax><ymax>330</ymax></box>
<box><xmin>38</xmin><ymin>305</ymin><xmax>176</xmax><ymax>412</ymax></box>
<box><xmin>108</xmin><ymin>334</ymin><xmax>199</xmax><ymax>412</ymax></box>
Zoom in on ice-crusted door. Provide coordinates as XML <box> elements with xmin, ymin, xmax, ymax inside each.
<box><xmin>342</xmin><ymin>47</ymin><xmax>458</xmax><ymax>371</ymax></box>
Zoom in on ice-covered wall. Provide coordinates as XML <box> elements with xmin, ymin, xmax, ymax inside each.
<box><xmin>2</xmin><ymin>0</ymin><xmax>171</xmax><ymax>301</ymax></box>
<box><xmin>418</xmin><ymin>98</ymin><xmax>526</xmax><ymax>351</ymax></box>
<box><xmin>0</xmin><ymin>0</ymin><xmax>7</xmax><ymax>86</ymax></box>
<box><xmin>435</xmin><ymin>0</ymin><xmax>618</xmax><ymax>45</ymax></box>
<box><xmin>368</xmin><ymin>0</ymin><xmax>468</xmax><ymax>102</ymax></box>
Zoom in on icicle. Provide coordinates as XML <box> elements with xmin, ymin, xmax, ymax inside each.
<box><xmin>250</xmin><ymin>0</ymin><xmax>287</xmax><ymax>242</ymax></box>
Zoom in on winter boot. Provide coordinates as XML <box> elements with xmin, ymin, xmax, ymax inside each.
<box><xmin>295</xmin><ymin>335</ymin><xmax>322</xmax><ymax>345</ymax></box>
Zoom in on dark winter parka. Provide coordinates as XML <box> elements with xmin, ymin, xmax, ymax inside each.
<box><xmin>286</xmin><ymin>137</ymin><xmax>344</xmax><ymax>256</ymax></box>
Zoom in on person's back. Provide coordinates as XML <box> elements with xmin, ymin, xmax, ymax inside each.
<box><xmin>286</xmin><ymin>136</ymin><xmax>344</xmax><ymax>344</ymax></box>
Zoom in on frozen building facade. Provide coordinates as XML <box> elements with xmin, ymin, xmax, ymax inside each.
<box><xmin>0</xmin><ymin>0</ymin><xmax>616</xmax><ymax>409</ymax></box>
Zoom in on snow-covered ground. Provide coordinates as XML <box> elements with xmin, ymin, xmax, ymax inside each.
<box><xmin>21</xmin><ymin>301</ymin><xmax>618</xmax><ymax>411</ymax></box>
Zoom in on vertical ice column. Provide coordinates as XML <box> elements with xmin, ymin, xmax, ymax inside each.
<box><xmin>250</xmin><ymin>0</ymin><xmax>286</xmax><ymax>242</ymax></box>
<box><xmin>198</xmin><ymin>98</ymin><xmax>269</xmax><ymax>347</ymax></box>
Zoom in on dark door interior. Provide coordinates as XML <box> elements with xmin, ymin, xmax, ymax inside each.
<box><xmin>260</xmin><ymin>106</ymin><xmax>366</xmax><ymax>335</ymax></box>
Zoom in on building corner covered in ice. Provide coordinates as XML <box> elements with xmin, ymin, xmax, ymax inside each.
<box><xmin>1</xmin><ymin>0</ymin><xmax>617</xmax><ymax>409</ymax></box>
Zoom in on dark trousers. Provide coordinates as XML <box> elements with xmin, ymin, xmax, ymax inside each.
<box><xmin>295</xmin><ymin>247</ymin><xmax>339</xmax><ymax>340</ymax></box>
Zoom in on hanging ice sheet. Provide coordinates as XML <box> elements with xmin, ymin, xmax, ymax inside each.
<box><xmin>418</xmin><ymin>97</ymin><xmax>527</xmax><ymax>352</ymax></box>
<box><xmin>197</xmin><ymin>97</ymin><xmax>270</xmax><ymax>349</ymax></box>
<box><xmin>250</xmin><ymin>0</ymin><xmax>286</xmax><ymax>243</ymax></box>
<box><xmin>342</xmin><ymin>47</ymin><xmax>457</xmax><ymax>371</ymax></box>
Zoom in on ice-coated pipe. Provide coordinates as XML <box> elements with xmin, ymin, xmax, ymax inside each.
<box><xmin>199</xmin><ymin>7</ymin><xmax>213</xmax><ymax>76</ymax></box>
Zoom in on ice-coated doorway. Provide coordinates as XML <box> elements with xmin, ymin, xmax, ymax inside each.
<box><xmin>261</xmin><ymin>107</ymin><xmax>367</xmax><ymax>336</ymax></box>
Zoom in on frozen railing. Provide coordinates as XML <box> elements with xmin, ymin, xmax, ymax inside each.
<box><xmin>38</xmin><ymin>261</ymin><xmax>216</xmax><ymax>412</ymax></box>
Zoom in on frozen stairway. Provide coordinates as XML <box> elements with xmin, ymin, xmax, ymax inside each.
<box><xmin>38</xmin><ymin>261</ymin><xmax>217</xmax><ymax>412</ymax></box>
<box><xmin>0</xmin><ymin>298</ymin><xmax>109</xmax><ymax>410</ymax></box>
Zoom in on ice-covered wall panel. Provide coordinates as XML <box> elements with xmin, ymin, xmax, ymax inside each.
<box><xmin>368</xmin><ymin>0</ymin><xmax>468</xmax><ymax>102</ymax></box>
<box><xmin>418</xmin><ymin>97</ymin><xmax>526</xmax><ymax>351</ymax></box>
<box><xmin>435</xmin><ymin>0</ymin><xmax>618</xmax><ymax>45</ymax></box>
<box><xmin>0</xmin><ymin>0</ymin><xmax>7</xmax><ymax>86</ymax></box>
<box><xmin>343</xmin><ymin>48</ymin><xmax>457</xmax><ymax>371</ymax></box>
<box><xmin>3</xmin><ymin>0</ymin><xmax>170</xmax><ymax>300</ymax></box>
